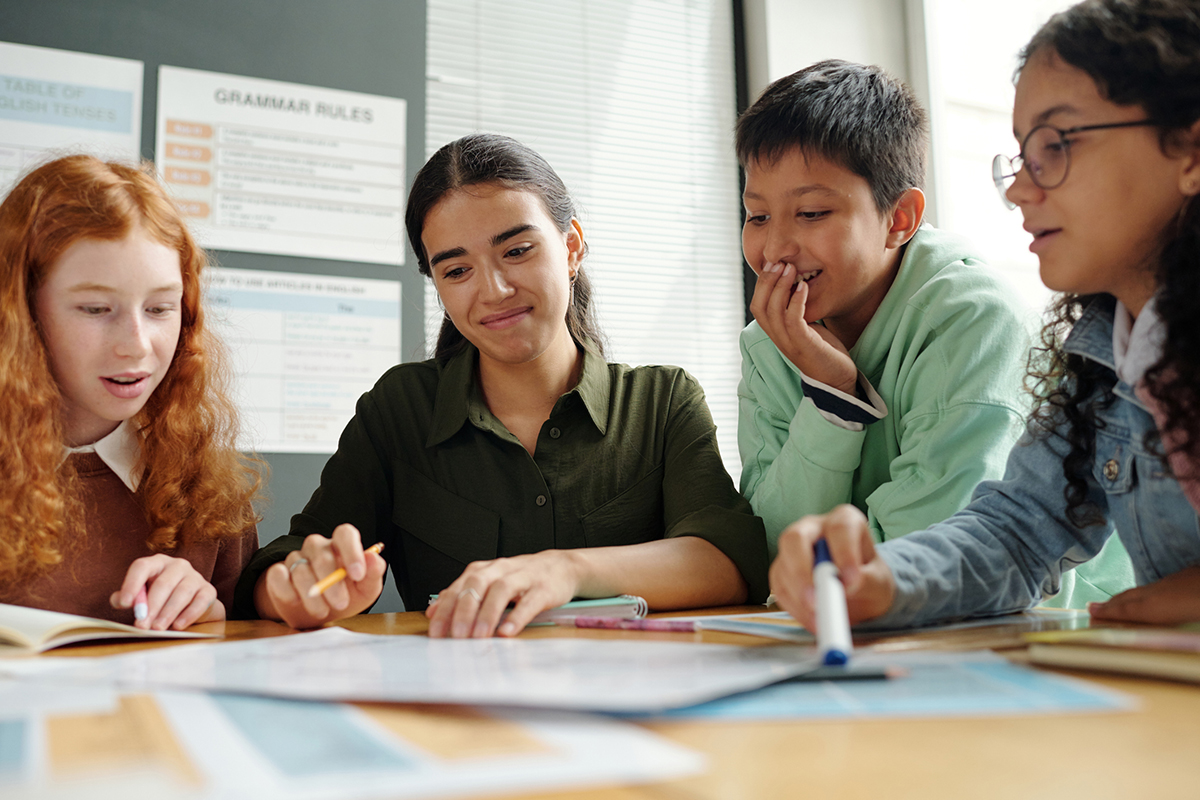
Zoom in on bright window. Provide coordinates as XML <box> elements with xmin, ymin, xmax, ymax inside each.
<box><xmin>425</xmin><ymin>0</ymin><xmax>746</xmax><ymax>474</ymax></box>
<box><xmin>924</xmin><ymin>0</ymin><xmax>1076</xmax><ymax>312</ymax></box>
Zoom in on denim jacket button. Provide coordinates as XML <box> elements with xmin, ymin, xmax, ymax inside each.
<box><xmin>1103</xmin><ymin>459</ymin><xmax>1119</xmax><ymax>481</ymax></box>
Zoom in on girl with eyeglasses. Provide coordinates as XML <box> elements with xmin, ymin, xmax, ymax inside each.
<box><xmin>769</xmin><ymin>0</ymin><xmax>1200</xmax><ymax>630</ymax></box>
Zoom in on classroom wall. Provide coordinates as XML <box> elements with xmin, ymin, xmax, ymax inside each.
<box><xmin>742</xmin><ymin>0</ymin><xmax>910</xmax><ymax>98</ymax></box>
<box><xmin>3</xmin><ymin>0</ymin><xmax>425</xmax><ymax>611</ymax></box>
<box><xmin>740</xmin><ymin>0</ymin><xmax>942</xmax><ymax>223</ymax></box>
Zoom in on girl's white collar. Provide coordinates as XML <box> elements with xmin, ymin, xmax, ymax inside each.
<box><xmin>63</xmin><ymin>419</ymin><xmax>142</xmax><ymax>492</ymax></box>
<box><xmin>1112</xmin><ymin>297</ymin><xmax>1166</xmax><ymax>389</ymax></box>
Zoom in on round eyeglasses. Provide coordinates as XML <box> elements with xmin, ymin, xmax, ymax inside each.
<box><xmin>991</xmin><ymin>120</ymin><xmax>1159</xmax><ymax>209</ymax></box>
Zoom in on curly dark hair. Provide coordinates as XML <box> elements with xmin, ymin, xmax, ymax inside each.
<box><xmin>1022</xmin><ymin>0</ymin><xmax>1200</xmax><ymax>526</ymax></box>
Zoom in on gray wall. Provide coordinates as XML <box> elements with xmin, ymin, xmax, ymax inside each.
<box><xmin>4</xmin><ymin>0</ymin><xmax>427</xmax><ymax>610</ymax></box>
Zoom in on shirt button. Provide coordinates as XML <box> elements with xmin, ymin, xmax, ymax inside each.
<box><xmin>536</xmin><ymin>495</ymin><xmax>547</xmax><ymax>507</ymax></box>
<box><xmin>549</xmin><ymin>427</ymin><xmax>561</xmax><ymax>439</ymax></box>
<box><xmin>1103</xmin><ymin>459</ymin><xmax>1119</xmax><ymax>481</ymax></box>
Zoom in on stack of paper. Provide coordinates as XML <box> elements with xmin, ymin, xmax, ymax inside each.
<box><xmin>1026</xmin><ymin>627</ymin><xmax>1200</xmax><ymax>684</ymax></box>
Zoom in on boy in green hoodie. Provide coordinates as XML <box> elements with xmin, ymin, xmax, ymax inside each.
<box><xmin>737</xmin><ymin>60</ymin><xmax>1131</xmax><ymax>606</ymax></box>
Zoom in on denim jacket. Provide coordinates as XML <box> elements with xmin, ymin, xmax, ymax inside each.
<box><xmin>875</xmin><ymin>297</ymin><xmax>1200</xmax><ymax>629</ymax></box>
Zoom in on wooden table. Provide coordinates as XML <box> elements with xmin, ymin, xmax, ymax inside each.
<box><xmin>44</xmin><ymin>608</ymin><xmax>1200</xmax><ymax>800</ymax></box>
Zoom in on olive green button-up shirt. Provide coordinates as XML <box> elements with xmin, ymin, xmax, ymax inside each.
<box><xmin>233</xmin><ymin>345</ymin><xmax>768</xmax><ymax>616</ymax></box>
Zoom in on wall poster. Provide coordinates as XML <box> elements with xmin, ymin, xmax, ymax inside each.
<box><xmin>0</xmin><ymin>41</ymin><xmax>143</xmax><ymax>192</ymax></box>
<box><xmin>204</xmin><ymin>267</ymin><xmax>401</xmax><ymax>453</ymax></box>
<box><xmin>157</xmin><ymin>66</ymin><xmax>407</xmax><ymax>266</ymax></box>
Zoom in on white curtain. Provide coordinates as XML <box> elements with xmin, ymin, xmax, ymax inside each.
<box><xmin>425</xmin><ymin>0</ymin><xmax>746</xmax><ymax>474</ymax></box>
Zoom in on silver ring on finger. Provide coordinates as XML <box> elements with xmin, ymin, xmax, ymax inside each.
<box><xmin>459</xmin><ymin>586</ymin><xmax>482</xmax><ymax>603</ymax></box>
<box><xmin>289</xmin><ymin>557</ymin><xmax>309</xmax><ymax>574</ymax></box>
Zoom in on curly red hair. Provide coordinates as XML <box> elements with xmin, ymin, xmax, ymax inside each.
<box><xmin>0</xmin><ymin>154</ymin><xmax>261</xmax><ymax>583</ymax></box>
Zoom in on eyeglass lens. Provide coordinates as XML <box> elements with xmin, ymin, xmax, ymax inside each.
<box><xmin>1020</xmin><ymin>126</ymin><xmax>1070</xmax><ymax>190</ymax></box>
<box><xmin>992</xmin><ymin>126</ymin><xmax>1069</xmax><ymax>207</ymax></box>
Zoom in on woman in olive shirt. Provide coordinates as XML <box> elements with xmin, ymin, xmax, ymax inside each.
<box><xmin>235</xmin><ymin>134</ymin><xmax>768</xmax><ymax>636</ymax></box>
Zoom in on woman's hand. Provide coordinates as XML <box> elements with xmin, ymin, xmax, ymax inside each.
<box><xmin>750</xmin><ymin>262</ymin><xmax>858</xmax><ymax>395</ymax></box>
<box><xmin>1088</xmin><ymin>565</ymin><xmax>1200</xmax><ymax>625</ymax></box>
<box><xmin>426</xmin><ymin>550</ymin><xmax>583</xmax><ymax>638</ymax></box>
<box><xmin>256</xmin><ymin>523</ymin><xmax>387</xmax><ymax>629</ymax></box>
<box><xmin>111</xmin><ymin>554</ymin><xmax>225</xmax><ymax>631</ymax></box>
<box><xmin>770</xmin><ymin>505</ymin><xmax>896</xmax><ymax>631</ymax></box>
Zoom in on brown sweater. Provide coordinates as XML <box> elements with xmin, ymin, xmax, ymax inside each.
<box><xmin>1</xmin><ymin>452</ymin><xmax>258</xmax><ymax>622</ymax></box>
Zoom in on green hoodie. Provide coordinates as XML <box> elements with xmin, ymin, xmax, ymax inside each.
<box><xmin>739</xmin><ymin>225</ymin><xmax>1132</xmax><ymax>608</ymax></box>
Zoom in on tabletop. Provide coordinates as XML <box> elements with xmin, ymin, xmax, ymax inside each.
<box><xmin>38</xmin><ymin>607</ymin><xmax>1200</xmax><ymax>800</ymax></box>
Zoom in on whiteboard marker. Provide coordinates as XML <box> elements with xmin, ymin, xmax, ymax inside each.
<box><xmin>813</xmin><ymin>539</ymin><xmax>853</xmax><ymax>666</ymax></box>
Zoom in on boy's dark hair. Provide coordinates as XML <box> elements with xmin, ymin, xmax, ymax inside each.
<box><xmin>735</xmin><ymin>59</ymin><xmax>927</xmax><ymax>213</ymax></box>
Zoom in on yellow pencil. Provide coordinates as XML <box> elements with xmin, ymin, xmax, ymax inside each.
<box><xmin>307</xmin><ymin>542</ymin><xmax>385</xmax><ymax>598</ymax></box>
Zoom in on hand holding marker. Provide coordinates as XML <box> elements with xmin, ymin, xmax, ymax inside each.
<box><xmin>813</xmin><ymin>539</ymin><xmax>853</xmax><ymax>665</ymax></box>
<box><xmin>133</xmin><ymin>586</ymin><xmax>149</xmax><ymax>622</ymax></box>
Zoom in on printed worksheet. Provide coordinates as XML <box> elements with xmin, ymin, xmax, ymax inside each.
<box><xmin>639</xmin><ymin>649</ymin><xmax>1134</xmax><ymax>721</ymax></box>
<box><xmin>59</xmin><ymin>627</ymin><xmax>819</xmax><ymax>712</ymax></box>
<box><xmin>0</xmin><ymin>688</ymin><xmax>703</xmax><ymax>800</ymax></box>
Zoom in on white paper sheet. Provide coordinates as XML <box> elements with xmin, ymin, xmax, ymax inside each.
<box><xmin>0</xmin><ymin>675</ymin><xmax>117</xmax><ymax>719</ymax></box>
<box><xmin>60</xmin><ymin>627</ymin><xmax>818</xmax><ymax>712</ymax></box>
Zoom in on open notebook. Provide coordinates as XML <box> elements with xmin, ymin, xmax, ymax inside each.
<box><xmin>0</xmin><ymin>602</ymin><xmax>218</xmax><ymax>655</ymax></box>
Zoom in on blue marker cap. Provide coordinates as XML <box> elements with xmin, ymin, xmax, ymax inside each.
<box><xmin>822</xmin><ymin>649</ymin><xmax>849</xmax><ymax>666</ymax></box>
<box><xmin>814</xmin><ymin>538</ymin><xmax>832</xmax><ymax>564</ymax></box>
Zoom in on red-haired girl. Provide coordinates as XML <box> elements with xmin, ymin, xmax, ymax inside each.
<box><xmin>0</xmin><ymin>154</ymin><xmax>261</xmax><ymax>629</ymax></box>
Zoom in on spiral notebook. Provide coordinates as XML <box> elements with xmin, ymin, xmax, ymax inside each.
<box><xmin>525</xmin><ymin>595</ymin><xmax>648</xmax><ymax>626</ymax></box>
<box><xmin>426</xmin><ymin>594</ymin><xmax>648</xmax><ymax>626</ymax></box>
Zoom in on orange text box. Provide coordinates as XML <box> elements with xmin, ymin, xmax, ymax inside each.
<box><xmin>164</xmin><ymin>166</ymin><xmax>211</xmax><ymax>186</ymax></box>
<box><xmin>166</xmin><ymin>119</ymin><xmax>213</xmax><ymax>138</ymax></box>
<box><xmin>175</xmin><ymin>199</ymin><xmax>211</xmax><ymax>218</ymax></box>
<box><xmin>165</xmin><ymin>142</ymin><xmax>213</xmax><ymax>162</ymax></box>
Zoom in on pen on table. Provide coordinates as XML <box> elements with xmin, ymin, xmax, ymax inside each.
<box><xmin>554</xmin><ymin>616</ymin><xmax>698</xmax><ymax>632</ymax></box>
<box><xmin>133</xmin><ymin>585</ymin><xmax>149</xmax><ymax>622</ymax></box>
<box><xmin>812</xmin><ymin>539</ymin><xmax>853</xmax><ymax>666</ymax></box>
<box><xmin>307</xmin><ymin>542</ymin><xmax>385</xmax><ymax>598</ymax></box>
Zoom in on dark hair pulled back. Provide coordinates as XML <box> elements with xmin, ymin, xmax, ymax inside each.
<box><xmin>405</xmin><ymin>133</ymin><xmax>605</xmax><ymax>360</ymax></box>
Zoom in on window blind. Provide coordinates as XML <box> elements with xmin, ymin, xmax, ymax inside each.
<box><xmin>425</xmin><ymin>0</ymin><xmax>746</xmax><ymax>475</ymax></box>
